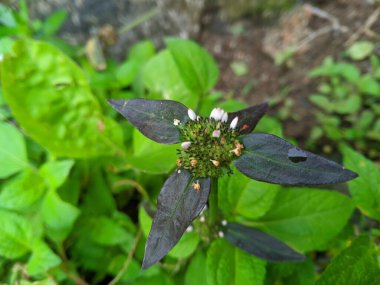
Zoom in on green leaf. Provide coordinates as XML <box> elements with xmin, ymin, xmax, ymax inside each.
<box><xmin>185</xmin><ymin>251</ymin><xmax>207</xmax><ymax>285</ymax></box>
<box><xmin>166</xmin><ymin>38</ymin><xmax>219</xmax><ymax>95</ymax></box>
<box><xmin>41</xmin><ymin>10</ymin><xmax>67</xmax><ymax>36</ymax></box>
<box><xmin>27</xmin><ymin>240</ymin><xmax>61</xmax><ymax>276</ymax></box>
<box><xmin>39</xmin><ymin>160</ymin><xmax>74</xmax><ymax>189</ymax></box>
<box><xmin>127</xmin><ymin>129</ymin><xmax>178</xmax><ymax>174</ymax></box>
<box><xmin>256</xmin><ymin>188</ymin><xmax>354</xmax><ymax>252</ymax></box>
<box><xmin>219</xmin><ymin>168</ymin><xmax>279</xmax><ymax>219</ymax></box>
<box><xmin>168</xmin><ymin>231</ymin><xmax>200</xmax><ymax>259</ymax></box>
<box><xmin>139</xmin><ymin>206</ymin><xmax>152</xmax><ymax>238</ymax></box>
<box><xmin>1</xmin><ymin>39</ymin><xmax>123</xmax><ymax>158</ymax></box>
<box><xmin>309</xmin><ymin>95</ymin><xmax>334</xmax><ymax>113</ymax></box>
<box><xmin>335</xmin><ymin>95</ymin><xmax>361</xmax><ymax>114</ymax></box>
<box><xmin>87</xmin><ymin>216</ymin><xmax>134</xmax><ymax>246</ymax></box>
<box><xmin>356</xmin><ymin>75</ymin><xmax>380</xmax><ymax>97</ymax></box>
<box><xmin>341</xmin><ymin>144</ymin><xmax>380</xmax><ymax>220</ymax></box>
<box><xmin>143</xmin><ymin>170</ymin><xmax>210</xmax><ymax>269</ymax></box>
<box><xmin>0</xmin><ymin>209</ymin><xmax>34</xmax><ymax>259</ymax></box>
<box><xmin>0</xmin><ymin>170</ymin><xmax>45</xmax><ymax>212</ymax></box>
<box><xmin>316</xmin><ymin>236</ymin><xmax>380</xmax><ymax>285</ymax></box>
<box><xmin>230</xmin><ymin>61</ymin><xmax>248</xmax><ymax>76</ymax></box>
<box><xmin>128</xmin><ymin>40</ymin><xmax>156</xmax><ymax>64</ymax></box>
<box><xmin>207</xmin><ymin>239</ymin><xmax>266</xmax><ymax>285</ymax></box>
<box><xmin>0</xmin><ymin>121</ymin><xmax>28</xmax><ymax>178</ymax></box>
<box><xmin>143</xmin><ymin>50</ymin><xmax>198</xmax><ymax>109</ymax></box>
<box><xmin>346</xmin><ymin>41</ymin><xmax>375</xmax><ymax>61</ymax></box>
<box><xmin>234</xmin><ymin>133</ymin><xmax>357</xmax><ymax>185</ymax></box>
<box><xmin>42</xmin><ymin>189</ymin><xmax>80</xmax><ymax>242</ymax></box>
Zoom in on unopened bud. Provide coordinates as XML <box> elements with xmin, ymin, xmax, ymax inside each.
<box><xmin>212</xmin><ymin>130</ymin><xmax>221</xmax><ymax>138</ymax></box>
<box><xmin>188</xmin><ymin>109</ymin><xmax>197</xmax><ymax>121</ymax></box>
<box><xmin>229</xmin><ymin>116</ymin><xmax>238</xmax><ymax>129</ymax></box>
<box><xmin>221</xmin><ymin>112</ymin><xmax>228</xmax><ymax>123</ymax></box>
<box><xmin>181</xmin><ymin>141</ymin><xmax>191</xmax><ymax>150</ymax></box>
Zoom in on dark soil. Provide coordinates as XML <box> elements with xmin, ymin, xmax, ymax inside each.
<box><xmin>199</xmin><ymin>0</ymin><xmax>380</xmax><ymax>144</ymax></box>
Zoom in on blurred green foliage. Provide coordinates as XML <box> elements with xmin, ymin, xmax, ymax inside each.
<box><xmin>0</xmin><ymin>1</ymin><xmax>379</xmax><ymax>285</ymax></box>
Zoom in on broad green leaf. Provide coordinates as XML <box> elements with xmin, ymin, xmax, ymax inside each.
<box><xmin>39</xmin><ymin>160</ymin><xmax>74</xmax><ymax>189</ymax></box>
<box><xmin>128</xmin><ymin>40</ymin><xmax>156</xmax><ymax>64</ymax></box>
<box><xmin>143</xmin><ymin>50</ymin><xmax>197</xmax><ymax>108</ymax></box>
<box><xmin>207</xmin><ymin>239</ymin><xmax>266</xmax><ymax>285</ymax></box>
<box><xmin>335</xmin><ymin>95</ymin><xmax>361</xmax><ymax>114</ymax></box>
<box><xmin>0</xmin><ymin>121</ymin><xmax>28</xmax><ymax>178</ymax></box>
<box><xmin>309</xmin><ymin>95</ymin><xmax>334</xmax><ymax>113</ymax></box>
<box><xmin>234</xmin><ymin>133</ymin><xmax>357</xmax><ymax>185</ymax></box>
<box><xmin>0</xmin><ymin>209</ymin><xmax>34</xmax><ymax>259</ymax></box>
<box><xmin>139</xmin><ymin>206</ymin><xmax>152</xmax><ymax>238</ymax></box>
<box><xmin>143</xmin><ymin>170</ymin><xmax>210</xmax><ymax>269</ymax></box>
<box><xmin>87</xmin><ymin>216</ymin><xmax>134</xmax><ymax>246</ymax></box>
<box><xmin>356</xmin><ymin>75</ymin><xmax>380</xmax><ymax>97</ymax></box>
<box><xmin>41</xmin><ymin>10</ymin><xmax>67</xmax><ymax>36</ymax></box>
<box><xmin>109</xmin><ymin>98</ymin><xmax>189</xmax><ymax>144</ymax></box>
<box><xmin>256</xmin><ymin>188</ymin><xmax>354</xmax><ymax>252</ymax></box>
<box><xmin>128</xmin><ymin>129</ymin><xmax>178</xmax><ymax>174</ymax></box>
<box><xmin>316</xmin><ymin>236</ymin><xmax>380</xmax><ymax>285</ymax></box>
<box><xmin>346</xmin><ymin>41</ymin><xmax>375</xmax><ymax>61</ymax></box>
<box><xmin>168</xmin><ymin>231</ymin><xmax>200</xmax><ymax>259</ymax></box>
<box><xmin>341</xmin><ymin>144</ymin><xmax>380</xmax><ymax>220</ymax></box>
<box><xmin>42</xmin><ymin>189</ymin><xmax>80</xmax><ymax>242</ymax></box>
<box><xmin>166</xmin><ymin>38</ymin><xmax>219</xmax><ymax>95</ymax></box>
<box><xmin>225</xmin><ymin>223</ymin><xmax>305</xmax><ymax>262</ymax></box>
<box><xmin>1</xmin><ymin>39</ymin><xmax>123</xmax><ymax>158</ymax></box>
<box><xmin>27</xmin><ymin>240</ymin><xmax>61</xmax><ymax>276</ymax></box>
<box><xmin>255</xmin><ymin>116</ymin><xmax>284</xmax><ymax>137</ymax></box>
<box><xmin>185</xmin><ymin>251</ymin><xmax>207</xmax><ymax>285</ymax></box>
<box><xmin>219</xmin><ymin>168</ymin><xmax>279</xmax><ymax>219</ymax></box>
<box><xmin>0</xmin><ymin>170</ymin><xmax>45</xmax><ymax>212</ymax></box>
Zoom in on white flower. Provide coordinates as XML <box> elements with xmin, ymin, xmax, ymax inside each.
<box><xmin>173</xmin><ymin>119</ymin><xmax>181</xmax><ymax>126</ymax></box>
<box><xmin>218</xmin><ymin>231</ymin><xmax>224</xmax><ymax>238</ymax></box>
<box><xmin>221</xmin><ymin>220</ymin><xmax>228</xmax><ymax>226</ymax></box>
<box><xmin>210</xmin><ymin>107</ymin><xmax>227</xmax><ymax>121</ymax></box>
<box><xmin>188</xmin><ymin>109</ymin><xmax>197</xmax><ymax>121</ymax></box>
<box><xmin>221</xmin><ymin>112</ymin><xmax>228</xmax><ymax>123</ymax></box>
<box><xmin>181</xmin><ymin>141</ymin><xmax>191</xmax><ymax>150</ymax></box>
<box><xmin>229</xmin><ymin>116</ymin><xmax>238</xmax><ymax>129</ymax></box>
<box><xmin>212</xmin><ymin>130</ymin><xmax>221</xmax><ymax>138</ymax></box>
<box><xmin>200</xmin><ymin>215</ymin><xmax>206</xmax><ymax>223</ymax></box>
<box><xmin>186</xmin><ymin>225</ymin><xmax>193</xmax><ymax>232</ymax></box>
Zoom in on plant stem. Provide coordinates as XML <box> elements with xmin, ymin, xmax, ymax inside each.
<box><xmin>208</xmin><ymin>177</ymin><xmax>219</xmax><ymax>226</ymax></box>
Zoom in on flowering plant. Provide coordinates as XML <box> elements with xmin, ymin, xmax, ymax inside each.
<box><xmin>109</xmin><ymin>98</ymin><xmax>357</xmax><ymax>269</ymax></box>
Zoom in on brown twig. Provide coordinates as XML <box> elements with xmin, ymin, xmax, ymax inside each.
<box><xmin>345</xmin><ymin>7</ymin><xmax>380</xmax><ymax>46</ymax></box>
<box><xmin>108</xmin><ymin>229</ymin><xmax>142</xmax><ymax>285</ymax></box>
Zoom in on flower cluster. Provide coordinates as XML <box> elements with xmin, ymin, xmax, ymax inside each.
<box><xmin>109</xmin><ymin>98</ymin><xmax>357</xmax><ymax>269</ymax></box>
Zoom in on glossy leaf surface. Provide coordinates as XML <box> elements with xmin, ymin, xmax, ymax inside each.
<box><xmin>142</xmin><ymin>170</ymin><xmax>210</xmax><ymax>269</ymax></box>
<box><xmin>224</xmin><ymin>223</ymin><xmax>305</xmax><ymax>262</ymax></box>
<box><xmin>234</xmin><ymin>133</ymin><xmax>357</xmax><ymax>185</ymax></box>
<box><xmin>109</xmin><ymin>98</ymin><xmax>189</xmax><ymax>144</ymax></box>
<box><xmin>227</xmin><ymin>102</ymin><xmax>268</xmax><ymax>134</ymax></box>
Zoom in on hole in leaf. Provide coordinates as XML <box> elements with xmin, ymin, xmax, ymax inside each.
<box><xmin>288</xmin><ymin>147</ymin><xmax>307</xmax><ymax>163</ymax></box>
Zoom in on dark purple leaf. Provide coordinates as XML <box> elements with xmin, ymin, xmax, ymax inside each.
<box><xmin>224</xmin><ymin>223</ymin><xmax>305</xmax><ymax>262</ymax></box>
<box><xmin>142</xmin><ymin>169</ymin><xmax>210</xmax><ymax>269</ymax></box>
<box><xmin>227</xmin><ymin>102</ymin><xmax>268</xmax><ymax>134</ymax></box>
<box><xmin>108</xmin><ymin>99</ymin><xmax>189</xmax><ymax>144</ymax></box>
<box><xmin>234</xmin><ymin>133</ymin><xmax>357</xmax><ymax>185</ymax></box>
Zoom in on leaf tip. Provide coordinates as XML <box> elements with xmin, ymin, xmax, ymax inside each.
<box><xmin>107</xmin><ymin>99</ymin><xmax>128</xmax><ymax>111</ymax></box>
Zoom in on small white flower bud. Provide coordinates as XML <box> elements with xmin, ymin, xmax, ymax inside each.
<box><xmin>186</xmin><ymin>225</ymin><xmax>193</xmax><ymax>232</ymax></box>
<box><xmin>212</xmin><ymin>130</ymin><xmax>221</xmax><ymax>138</ymax></box>
<box><xmin>200</xmin><ymin>215</ymin><xmax>206</xmax><ymax>223</ymax></box>
<box><xmin>181</xmin><ymin>141</ymin><xmax>191</xmax><ymax>150</ymax></box>
<box><xmin>188</xmin><ymin>109</ymin><xmax>197</xmax><ymax>121</ymax></box>
<box><xmin>221</xmin><ymin>220</ymin><xmax>228</xmax><ymax>226</ymax></box>
<box><xmin>229</xmin><ymin>116</ymin><xmax>238</xmax><ymax>129</ymax></box>
<box><xmin>210</xmin><ymin>107</ymin><xmax>225</xmax><ymax>121</ymax></box>
<box><xmin>221</xmin><ymin>112</ymin><xmax>228</xmax><ymax>123</ymax></box>
<box><xmin>218</xmin><ymin>231</ymin><xmax>224</xmax><ymax>238</ymax></box>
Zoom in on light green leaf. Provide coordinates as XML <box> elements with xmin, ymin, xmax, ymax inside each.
<box><xmin>316</xmin><ymin>236</ymin><xmax>380</xmax><ymax>285</ymax></box>
<box><xmin>256</xmin><ymin>188</ymin><xmax>354</xmax><ymax>252</ymax></box>
<box><xmin>309</xmin><ymin>95</ymin><xmax>334</xmax><ymax>113</ymax></box>
<box><xmin>0</xmin><ymin>209</ymin><xmax>34</xmax><ymax>259</ymax></box>
<box><xmin>0</xmin><ymin>121</ymin><xmax>28</xmax><ymax>178</ymax></box>
<box><xmin>334</xmin><ymin>95</ymin><xmax>361</xmax><ymax>114</ymax></box>
<box><xmin>139</xmin><ymin>206</ymin><xmax>152</xmax><ymax>238</ymax></box>
<box><xmin>346</xmin><ymin>41</ymin><xmax>375</xmax><ymax>61</ymax></box>
<box><xmin>185</xmin><ymin>251</ymin><xmax>207</xmax><ymax>285</ymax></box>
<box><xmin>41</xmin><ymin>10</ymin><xmax>67</xmax><ymax>36</ymax></box>
<box><xmin>87</xmin><ymin>216</ymin><xmax>134</xmax><ymax>246</ymax></box>
<box><xmin>1</xmin><ymin>39</ymin><xmax>123</xmax><ymax>158</ymax></box>
<box><xmin>42</xmin><ymin>189</ymin><xmax>80</xmax><ymax>242</ymax></box>
<box><xmin>0</xmin><ymin>170</ymin><xmax>45</xmax><ymax>212</ymax></box>
<box><xmin>207</xmin><ymin>239</ymin><xmax>266</xmax><ymax>285</ymax></box>
<box><xmin>166</xmin><ymin>38</ymin><xmax>219</xmax><ymax>95</ymax></box>
<box><xmin>127</xmin><ymin>129</ymin><xmax>178</xmax><ymax>174</ymax></box>
<box><xmin>341</xmin><ymin>144</ymin><xmax>380</xmax><ymax>220</ymax></box>
<box><xmin>356</xmin><ymin>75</ymin><xmax>380</xmax><ymax>97</ymax></box>
<box><xmin>143</xmin><ymin>50</ymin><xmax>197</xmax><ymax>109</ymax></box>
<box><xmin>219</xmin><ymin>168</ymin><xmax>279</xmax><ymax>219</ymax></box>
<box><xmin>39</xmin><ymin>160</ymin><xmax>74</xmax><ymax>189</ymax></box>
<box><xmin>27</xmin><ymin>240</ymin><xmax>61</xmax><ymax>276</ymax></box>
<box><xmin>230</xmin><ymin>61</ymin><xmax>248</xmax><ymax>76</ymax></box>
<box><xmin>168</xmin><ymin>231</ymin><xmax>200</xmax><ymax>259</ymax></box>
